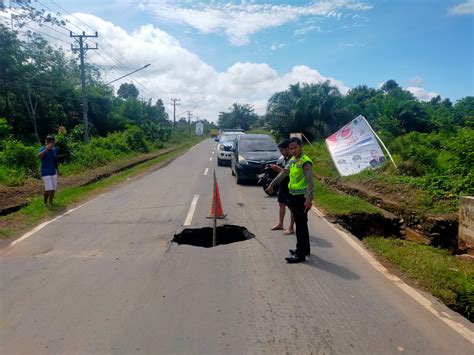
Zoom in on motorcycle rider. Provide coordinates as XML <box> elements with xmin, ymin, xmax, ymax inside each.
<box><xmin>270</xmin><ymin>139</ymin><xmax>295</xmax><ymax>235</ymax></box>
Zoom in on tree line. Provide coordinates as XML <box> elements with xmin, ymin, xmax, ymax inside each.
<box><xmin>217</xmin><ymin>81</ymin><xmax>473</xmax><ymax>198</ymax></box>
<box><xmin>0</xmin><ymin>23</ymin><xmax>176</xmax><ymax>143</ymax></box>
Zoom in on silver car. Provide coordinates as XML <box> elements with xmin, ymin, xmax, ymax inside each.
<box><xmin>217</xmin><ymin>132</ymin><xmax>245</xmax><ymax>166</ymax></box>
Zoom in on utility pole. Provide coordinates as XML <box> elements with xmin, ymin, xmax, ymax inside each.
<box><xmin>187</xmin><ymin>110</ymin><xmax>193</xmax><ymax>136</ymax></box>
<box><xmin>70</xmin><ymin>31</ymin><xmax>98</xmax><ymax>142</ymax></box>
<box><xmin>171</xmin><ymin>98</ymin><xmax>180</xmax><ymax>126</ymax></box>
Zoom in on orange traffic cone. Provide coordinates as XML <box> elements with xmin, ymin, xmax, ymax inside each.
<box><xmin>208</xmin><ymin>174</ymin><xmax>226</xmax><ymax>219</ymax></box>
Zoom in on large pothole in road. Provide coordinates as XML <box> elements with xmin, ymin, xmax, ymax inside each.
<box><xmin>173</xmin><ymin>225</ymin><xmax>254</xmax><ymax>248</ymax></box>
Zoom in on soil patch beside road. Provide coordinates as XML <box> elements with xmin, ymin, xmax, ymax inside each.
<box><xmin>0</xmin><ymin>147</ymin><xmax>178</xmax><ymax>215</ymax></box>
<box><xmin>322</xmin><ymin>177</ymin><xmax>459</xmax><ymax>249</ymax></box>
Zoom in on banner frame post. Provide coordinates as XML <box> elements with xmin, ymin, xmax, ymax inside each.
<box><xmin>359</xmin><ymin>116</ymin><xmax>397</xmax><ymax>169</ymax></box>
<box><xmin>212</xmin><ymin>170</ymin><xmax>217</xmax><ymax>247</ymax></box>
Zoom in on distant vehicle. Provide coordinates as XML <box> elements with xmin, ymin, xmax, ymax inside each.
<box><xmin>210</xmin><ymin>128</ymin><xmax>218</xmax><ymax>139</ymax></box>
<box><xmin>230</xmin><ymin>134</ymin><xmax>280</xmax><ymax>184</ymax></box>
<box><xmin>217</xmin><ymin>131</ymin><xmax>245</xmax><ymax>166</ymax></box>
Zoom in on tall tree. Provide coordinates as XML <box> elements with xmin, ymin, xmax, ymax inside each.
<box><xmin>117</xmin><ymin>83</ymin><xmax>139</xmax><ymax>99</ymax></box>
<box><xmin>218</xmin><ymin>103</ymin><xmax>258</xmax><ymax>131</ymax></box>
<box><xmin>266</xmin><ymin>81</ymin><xmax>349</xmax><ymax>139</ymax></box>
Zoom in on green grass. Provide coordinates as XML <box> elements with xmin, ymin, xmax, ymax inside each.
<box><xmin>0</xmin><ymin>138</ymin><xmax>202</xmax><ymax>240</ymax></box>
<box><xmin>304</xmin><ymin>141</ymin><xmax>339</xmax><ymax>178</ymax></box>
<box><xmin>365</xmin><ymin>237</ymin><xmax>474</xmax><ymax>320</ymax></box>
<box><xmin>0</xmin><ymin>166</ymin><xmax>28</xmax><ymax>186</ymax></box>
<box><xmin>313</xmin><ymin>179</ymin><xmax>380</xmax><ymax>216</ymax></box>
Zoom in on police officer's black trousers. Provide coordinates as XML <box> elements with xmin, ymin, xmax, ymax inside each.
<box><xmin>289</xmin><ymin>194</ymin><xmax>310</xmax><ymax>256</ymax></box>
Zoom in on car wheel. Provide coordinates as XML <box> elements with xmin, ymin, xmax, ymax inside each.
<box><xmin>217</xmin><ymin>158</ymin><xmax>223</xmax><ymax>166</ymax></box>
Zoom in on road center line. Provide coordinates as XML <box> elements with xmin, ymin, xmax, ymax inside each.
<box><xmin>209</xmin><ymin>157</ymin><xmax>213</xmax><ymax>162</ymax></box>
<box><xmin>204</xmin><ymin>168</ymin><xmax>209</xmax><ymax>176</ymax></box>
<box><xmin>310</xmin><ymin>206</ymin><xmax>474</xmax><ymax>344</ymax></box>
<box><xmin>184</xmin><ymin>195</ymin><xmax>199</xmax><ymax>226</ymax></box>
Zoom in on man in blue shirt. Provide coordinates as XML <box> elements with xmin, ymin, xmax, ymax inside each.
<box><xmin>38</xmin><ymin>134</ymin><xmax>59</xmax><ymax>205</ymax></box>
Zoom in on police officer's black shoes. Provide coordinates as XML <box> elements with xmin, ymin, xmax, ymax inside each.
<box><xmin>285</xmin><ymin>254</ymin><xmax>306</xmax><ymax>263</ymax></box>
<box><xmin>289</xmin><ymin>249</ymin><xmax>310</xmax><ymax>256</ymax></box>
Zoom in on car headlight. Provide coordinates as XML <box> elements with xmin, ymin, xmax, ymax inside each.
<box><xmin>238</xmin><ymin>155</ymin><xmax>248</xmax><ymax>165</ymax></box>
<box><xmin>218</xmin><ymin>144</ymin><xmax>224</xmax><ymax>150</ymax></box>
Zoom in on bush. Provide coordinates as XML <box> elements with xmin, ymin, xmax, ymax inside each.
<box><xmin>0</xmin><ymin>166</ymin><xmax>28</xmax><ymax>186</ymax></box>
<box><xmin>124</xmin><ymin>125</ymin><xmax>149</xmax><ymax>153</ymax></box>
<box><xmin>54</xmin><ymin>132</ymin><xmax>74</xmax><ymax>163</ymax></box>
<box><xmin>71</xmin><ymin>142</ymin><xmax>115</xmax><ymax>169</ymax></box>
<box><xmin>388</xmin><ymin>128</ymin><xmax>474</xmax><ymax>197</ymax></box>
<box><xmin>0</xmin><ymin>139</ymin><xmax>38</xmax><ymax>178</ymax></box>
<box><xmin>0</xmin><ymin>125</ymin><xmax>168</xmax><ymax>185</ymax></box>
<box><xmin>0</xmin><ymin>117</ymin><xmax>13</xmax><ymax>140</ymax></box>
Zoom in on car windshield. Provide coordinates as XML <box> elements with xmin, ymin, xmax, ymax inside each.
<box><xmin>221</xmin><ymin>135</ymin><xmax>237</xmax><ymax>142</ymax></box>
<box><xmin>240</xmin><ymin>139</ymin><xmax>277</xmax><ymax>152</ymax></box>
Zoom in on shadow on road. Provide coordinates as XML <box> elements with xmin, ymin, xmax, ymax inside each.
<box><xmin>309</xmin><ymin>235</ymin><xmax>332</xmax><ymax>248</ymax></box>
<box><xmin>305</xmin><ymin>254</ymin><xmax>360</xmax><ymax>280</ymax></box>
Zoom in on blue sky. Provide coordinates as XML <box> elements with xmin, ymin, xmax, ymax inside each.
<box><xmin>8</xmin><ymin>0</ymin><xmax>472</xmax><ymax>119</ymax></box>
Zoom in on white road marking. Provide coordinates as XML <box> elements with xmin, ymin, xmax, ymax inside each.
<box><xmin>310</xmin><ymin>206</ymin><xmax>474</xmax><ymax>344</ymax></box>
<box><xmin>184</xmin><ymin>195</ymin><xmax>199</xmax><ymax>226</ymax></box>
<box><xmin>209</xmin><ymin>157</ymin><xmax>213</xmax><ymax>162</ymax></box>
<box><xmin>204</xmin><ymin>168</ymin><xmax>209</xmax><ymax>176</ymax></box>
<box><xmin>10</xmin><ymin>195</ymin><xmax>105</xmax><ymax>247</ymax></box>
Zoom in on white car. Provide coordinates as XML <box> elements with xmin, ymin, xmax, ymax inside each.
<box><xmin>217</xmin><ymin>132</ymin><xmax>245</xmax><ymax>166</ymax></box>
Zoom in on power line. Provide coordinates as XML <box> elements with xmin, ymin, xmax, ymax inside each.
<box><xmin>46</xmin><ymin>1</ymin><xmax>163</xmax><ymax>97</ymax></box>
<box><xmin>19</xmin><ymin>4</ymin><xmax>155</xmax><ymax>99</ymax></box>
<box><xmin>21</xmin><ymin>24</ymin><xmax>71</xmax><ymax>44</ymax></box>
<box><xmin>1</xmin><ymin>81</ymin><xmax>81</xmax><ymax>101</ymax></box>
<box><xmin>50</xmin><ymin>0</ymin><xmax>95</xmax><ymax>32</ymax></box>
<box><xmin>31</xmin><ymin>22</ymin><xmax>71</xmax><ymax>38</ymax></box>
<box><xmin>6</xmin><ymin>2</ymin><xmax>164</xmax><ymax>103</ymax></box>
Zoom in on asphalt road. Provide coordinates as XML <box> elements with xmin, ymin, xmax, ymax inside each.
<box><xmin>1</xmin><ymin>139</ymin><xmax>473</xmax><ymax>354</ymax></box>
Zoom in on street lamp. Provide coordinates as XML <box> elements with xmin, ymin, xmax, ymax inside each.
<box><xmin>105</xmin><ymin>64</ymin><xmax>151</xmax><ymax>85</ymax></box>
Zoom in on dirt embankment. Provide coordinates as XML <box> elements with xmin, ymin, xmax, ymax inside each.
<box><xmin>0</xmin><ymin>147</ymin><xmax>179</xmax><ymax>215</ymax></box>
<box><xmin>320</xmin><ymin>177</ymin><xmax>459</xmax><ymax>250</ymax></box>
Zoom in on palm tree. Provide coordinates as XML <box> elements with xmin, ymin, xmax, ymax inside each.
<box><xmin>266</xmin><ymin>81</ymin><xmax>350</xmax><ymax>140</ymax></box>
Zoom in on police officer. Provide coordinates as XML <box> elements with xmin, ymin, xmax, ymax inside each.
<box><xmin>266</xmin><ymin>137</ymin><xmax>314</xmax><ymax>263</ymax></box>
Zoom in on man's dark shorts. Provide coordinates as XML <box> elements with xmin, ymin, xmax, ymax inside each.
<box><xmin>277</xmin><ymin>188</ymin><xmax>291</xmax><ymax>207</ymax></box>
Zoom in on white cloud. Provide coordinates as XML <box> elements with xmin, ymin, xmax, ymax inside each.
<box><xmin>406</xmin><ymin>87</ymin><xmax>440</xmax><ymax>101</ymax></box>
<box><xmin>293</xmin><ymin>25</ymin><xmax>321</xmax><ymax>36</ymax></box>
<box><xmin>449</xmin><ymin>0</ymin><xmax>474</xmax><ymax>15</ymax></box>
<box><xmin>408</xmin><ymin>75</ymin><xmax>424</xmax><ymax>88</ymax></box>
<box><xmin>6</xmin><ymin>12</ymin><xmax>350</xmax><ymax>121</ymax></box>
<box><xmin>270</xmin><ymin>42</ymin><xmax>285</xmax><ymax>51</ymax></box>
<box><xmin>139</xmin><ymin>0</ymin><xmax>372</xmax><ymax>45</ymax></box>
<box><xmin>405</xmin><ymin>76</ymin><xmax>439</xmax><ymax>101</ymax></box>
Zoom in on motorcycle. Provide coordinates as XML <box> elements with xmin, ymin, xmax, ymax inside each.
<box><xmin>258</xmin><ymin>164</ymin><xmax>279</xmax><ymax>196</ymax></box>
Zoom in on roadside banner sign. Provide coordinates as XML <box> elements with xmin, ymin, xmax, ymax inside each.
<box><xmin>196</xmin><ymin>121</ymin><xmax>204</xmax><ymax>136</ymax></box>
<box><xmin>325</xmin><ymin>115</ymin><xmax>386</xmax><ymax>176</ymax></box>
